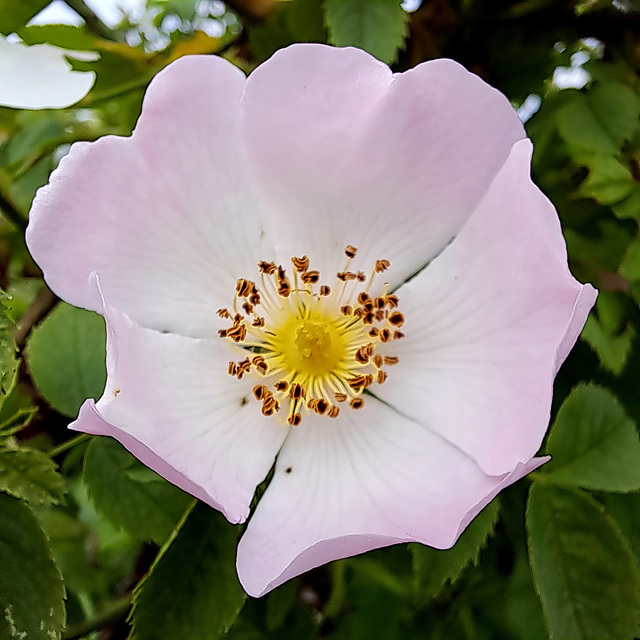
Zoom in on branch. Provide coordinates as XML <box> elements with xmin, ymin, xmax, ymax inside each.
<box><xmin>62</xmin><ymin>594</ymin><xmax>132</xmax><ymax>640</ymax></box>
<box><xmin>62</xmin><ymin>0</ymin><xmax>120</xmax><ymax>41</ymax></box>
<box><xmin>0</xmin><ymin>191</ymin><xmax>27</xmax><ymax>232</ymax></box>
<box><xmin>14</xmin><ymin>286</ymin><xmax>58</xmax><ymax>348</ymax></box>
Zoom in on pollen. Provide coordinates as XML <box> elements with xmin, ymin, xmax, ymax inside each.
<box><xmin>218</xmin><ymin>246</ymin><xmax>404</xmax><ymax>426</ymax></box>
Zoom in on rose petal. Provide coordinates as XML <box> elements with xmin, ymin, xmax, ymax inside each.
<box><xmin>374</xmin><ymin>139</ymin><xmax>597</xmax><ymax>476</ymax></box>
<box><xmin>27</xmin><ymin>54</ymin><xmax>272</xmax><ymax>338</ymax></box>
<box><xmin>236</xmin><ymin>395</ymin><xmax>545</xmax><ymax>597</ymax></box>
<box><xmin>0</xmin><ymin>37</ymin><xmax>96</xmax><ymax>109</ymax></box>
<box><xmin>71</xmin><ymin>293</ymin><xmax>288</xmax><ymax>524</ymax></box>
<box><xmin>241</xmin><ymin>44</ymin><xmax>525</xmax><ymax>287</ymax></box>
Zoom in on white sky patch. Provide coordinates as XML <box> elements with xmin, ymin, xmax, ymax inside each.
<box><xmin>516</xmin><ymin>94</ymin><xmax>541</xmax><ymax>123</ymax></box>
<box><xmin>31</xmin><ymin>0</ymin><xmax>145</xmax><ymax>28</ymax></box>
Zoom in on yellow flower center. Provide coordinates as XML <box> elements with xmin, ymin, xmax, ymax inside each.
<box><xmin>218</xmin><ymin>246</ymin><xmax>404</xmax><ymax>426</ymax></box>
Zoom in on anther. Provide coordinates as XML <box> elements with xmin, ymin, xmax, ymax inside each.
<box><xmin>334</xmin><ymin>393</ymin><xmax>347</xmax><ymax>403</ymax></box>
<box><xmin>292</xmin><ymin>256</ymin><xmax>310</xmax><ymax>272</ymax></box>
<box><xmin>376</xmin><ymin>370</ymin><xmax>388</xmax><ymax>384</ymax></box>
<box><xmin>226</xmin><ymin>323</ymin><xmax>247</xmax><ymax>343</ymax></box>
<box><xmin>236</xmin><ymin>279</ymin><xmax>255</xmax><ymax>298</ymax></box>
<box><xmin>274</xmin><ymin>380</ymin><xmax>289</xmax><ymax>392</ymax></box>
<box><xmin>337</xmin><ymin>271</ymin><xmax>358</xmax><ymax>281</ymax></box>
<box><xmin>383</xmin><ymin>356</ymin><xmax>399</xmax><ymax>366</ymax></box>
<box><xmin>340</xmin><ymin>305</ymin><xmax>353</xmax><ymax>315</ymax></box>
<box><xmin>320</xmin><ymin>285</ymin><xmax>331</xmax><ymax>296</ymax></box>
<box><xmin>350</xmin><ymin>398</ymin><xmax>365</xmax><ymax>410</ymax></box>
<box><xmin>393</xmin><ymin>331</ymin><xmax>405</xmax><ymax>340</ymax></box>
<box><xmin>356</xmin><ymin>271</ymin><xmax>366</xmax><ymax>282</ymax></box>
<box><xmin>388</xmin><ymin>312</ymin><xmax>405</xmax><ymax>327</ymax></box>
<box><xmin>357</xmin><ymin>292</ymin><xmax>371</xmax><ymax>304</ymax></box>
<box><xmin>375</xmin><ymin>259</ymin><xmax>391</xmax><ymax>273</ymax></box>
<box><xmin>252</xmin><ymin>317</ymin><xmax>265</xmax><ymax>327</ymax></box>
<box><xmin>368</xmin><ymin>327</ymin><xmax>379</xmax><ymax>337</ymax></box>
<box><xmin>345</xmin><ymin>245</ymin><xmax>358</xmax><ymax>259</ymax></box>
<box><xmin>355</xmin><ymin>346</ymin><xmax>370</xmax><ymax>364</ymax></box>
<box><xmin>301</xmin><ymin>271</ymin><xmax>320</xmax><ymax>284</ymax></box>
<box><xmin>228</xmin><ymin>361</ymin><xmax>237</xmax><ymax>376</ymax></box>
<box><xmin>249</xmin><ymin>293</ymin><xmax>261</xmax><ymax>305</ymax></box>
<box><xmin>328</xmin><ymin>406</ymin><xmax>340</xmax><ymax>418</ymax></box>
<box><xmin>289</xmin><ymin>383</ymin><xmax>305</xmax><ymax>400</ymax></box>
<box><xmin>258</xmin><ymin>261</ymin><xmax>277</xmax><ymax>275</ymax></box>
<box><xmin>373</xmin><ymin>354</ymin><xmax>383</xmax><ymax>368</ymax></box>
<box><xmin>385</xmin><ymin>294</ymin><xmax>399</xmax><ymax>308</ymax></box>
<box><xmin>253</xmin><ymin>385</ymin><xmax>267</xmax><ymax>400</ymax></box>
<box><xmin>379</xmin><ymin>328</ymin><xmax>391</xmax><ymax>343</ymax></box>
<box><xmin>217</xmin><ymin>308</ymin><xmax>230</xmax><ymax>319</ymax></box>
<box><xmin>242</xmin><ymin>302</ymin><xmax>253</xmax><ymax>315</ymax></box>
<box><xmin>288</xmin><ymin>413</ymin><xmax>302</xmax><ymax>426</ymax></box>
<box><xmin>314</xmin><ymin>399</ymin><xmax>329</xmax><ymax>415</ymax></box>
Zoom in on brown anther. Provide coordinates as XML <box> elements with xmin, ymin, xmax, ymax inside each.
<box><xmin>368</xmin><ymin>327</ymin><xmax>379</xmax><ymax>337</ymax></box>
<box><xmin>363</xmin><ymin>312</ymin><xmax>375</xmax><ymax>325</ymax></box>
<box><xmin>292</xmin><ymin>255</ymin><xmax>310</xmax><ymax>272</ymax></box>
<box><xmin>374</xmin><ymin>310</ymin><xmax>385</xmax><ymax>322</ymax></box>
<box><xmin>393</xmin><ymin>331</ymin><xmax>405</xmax><ymax>340</ymax></box>
<box><xmin>388</xmin><ymin>312</ymin><xmax>405</xmax><ymax>327</ymax></box>
<box><xmin>262</xmin><ymin>398</ymin><xmax>277</xmax><ymax>416</ymax></box>
<box><xmin>374</xmin><ymin>297</ymin><xmax>385</xmax><ymax>309</ymax></box>
<box><xmin>252</xmin><ymin>317</ymin><xmax>266</xmax><ymax>328</ymax></box>
<box><xmin>385</xmin><ymin>294</ymin><xmax>399</xmax><ymax>308</ymax></box>
<box><xmin>233</xmin><ymin>313</ymin><xmax>243</xmax><ymax>323</ymax></box>
<box><xmin>242</xmin><ymin>302</ymin><xmax>254</xmax><ymax>315</ymax></box>
<box><xmin>301</xmin><ymin>270</ymin><xmax>320</xmax><ymax>284</ymax></box>
<box><xmin>355</xmin><ymin>346</ymin><xmax>370</xmax><ymax>364</ymax></box>
<box><xmin>314</xmin><ymin>399</ymin><xmax>329</xmax><ymax>415</ymax></box>
<box><xmin>274</xmin><ymin>380</ymin><xmax>289</xmax><ymax>392</ymax></box>
<box><xmin>252</xmin><ymin>355</ymin><xmax>268</xmax><ymax>375</ymax></box>
<box><xmin>228</xmin><ymin>361</ymin><xmax>237</xmax><ymax>376</ymax></box>
<box><xmin>373</xmin><ymin>354</ymin><xmax>384</xmax><ymax>368</ymax></box>
<box><xmin>328</xmin><ymin>406</ymin><xmax>340</xmax><ymax>418</ymax></box>
<box><xmin>383</xmin><ymin>356</ymin><xmax>399</xmax><ymax>366</ymax></box>
<box><xmin>277</xmin><ymin>265</ymin><xmax>286</xmax><ymax>280</ymax></box>
<box><xmin>218</xmin><ymin>329</ymin><xmax>228</xmax><ymax>338</ymax></box>
<box><xmin>357</xmin><ymin>271</ymin><xmax>366</xmax><ymax>282</ymax></box>
<box><xmin>345</xmin><ymin>245</ymin><xmax>358</xmax><ymax>259</ymax></box>
<box><xmin>337</xmin><ymin>271</ymin><xmax>357</xmax><ymax>282</ymax></box>
<box><xmin>379</xmin><ymin>328</ymin><xmax>391</xmax><ymax>343</ymax></box>
<box><xmin>334</xmin><ymin>393</ymin><xmax>348</xmax><ymax>403</ymax></box>
<box><xmin>358</xmin><ymin>292</ymin><xmax>371</xmax><ymax>304</ymax></box>
<box><xmin>376</xmin><ymin>370</ymin><xmax>388</xmax><ymax>384</ymax></box>
<box><xmin>236</xmin><ymin>279</ymin><xmax>255</xmax><ymax>298</ymax></box>
<box><xmin>249</xmin><ymin>293</ymin><xmax>261</xmax><ymax>305</ymax></box>
<box><xmin>217</xmin><ymin>308</ymin><xmax>230</xmax><ymax>319</ymax></box>
<box><xmin>363</xmin><ymin>301</ymin><xmax>374</xmax><ymax>311</ymax></box>
<box><xmin>258</xmin><ymin>261</ymin><xmax>277</xmax><ymax>275</ymax></box>
<box><xmin>353</xmin><ymin>307</ymin><xmax>365</xmax><ymax>318</ymax></box>
<box><xmin>288</xmin><ymin>413</ymin><xmax>302</xmax><ymax>426</ymax></box>
<box><xmin>348</xmin><ymin>375</ymin><xmax>369</xmax><ymax>390</ymax></box>
<box><xmin>226</xmin><ymin>323</ymin><xmax>247</xmax><ymax>343</ymax></box>
<box><xmin>320</xmin><ymin>285</ymin><xmax>331</xmax><ymax>296</ymax></box>
<box><xmin>277</xmin><ymin>281</ymin><xmax>291</xmax><ymax>297</ymax></box>
<box><xmin>253</xmin><ymin>385</ymin><xmax>267</xmax><ymax>400</ymax></box>
<box><xmin>350</xmin><ymin>397</ymin><xmax>365</xmax><ymax>410</ymax></box>
<box><xmin>375</xmin><ymin>259</ymin><xmax>391</xmax><ymax>273</ymax></box>
<box><xmin>289</xmin><ymin>383</ymin><xmax>305</xmax><ymax>400</ymax></box>
<box><xmin>340</xmin><ymin>305</ymin><xmax>353</xmax><ymax>315</ymax></box>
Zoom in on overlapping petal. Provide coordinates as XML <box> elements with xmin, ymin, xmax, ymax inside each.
<box><xmin>240</xmin><ymin>44</ymin><xmax>526</xmax><ymax>288</ymax></box>
<box><xmin>236</xmin><ymin>394</ymin><xmax>546</xmax><ymax>597</ymax></box>
<box><xmin>27</xmin><ymin>54</ymin><xmax>273</xmax><ymax>338</ymax></box>
<box><xmin>72</xmin><ymin>293</ymin><xmax>288</xmax><ymax>524</ymax></box>
<box><xmin>374</xmin><ymin>140</ymin><xmax>596</xmax><ymax>476</ymax></box>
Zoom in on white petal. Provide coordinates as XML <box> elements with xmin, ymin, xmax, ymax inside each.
<box><xmin>0</xmin><ymin>37</ymin><xmax>96</xmax><ymax>109</ymax></box>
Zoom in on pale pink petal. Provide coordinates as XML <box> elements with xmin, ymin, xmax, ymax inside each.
<box><xmin>70</xmin><ymin>299</ymin><xmax>288</xmax><ymax>524</ymax></box>
<box><xmin>27</xmin><ymin>54</ymin><xmax>272</xmax><ymax>338</ymax></box>
<box><xmin>240</xmin><ymin>44</ymin><xmax>525</xmax><ymax>287</ymax></box>
<box><xmin>375</xmin><ymin>139</ymin><xmax>597</xmax><ymax>476</ymax></box>
<box><xmin>236</xmin><ymin>396</ymin><xmax>546</xmax><ymax>597</ymax></box>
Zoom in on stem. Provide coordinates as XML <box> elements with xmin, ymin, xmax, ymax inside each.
<box><xmin>14</xmin><ymin>286</ymin><xmax>58</xmax><ymax>347</ymax></box>
<box><xmin>0</xmin><ymin>191</ymin><xmax>27</xmax><ymax>232</ymax></box>
<box><xmin>62</xmin><ymin>0</ymin><xmax>120</xmax><ymax>41</ymax></box>
<box><xmin>48</xmin><ymin>433</ymin><xmax>90</xmax><ymax>458</ymax></box>
<box><xmin>62</xmin><ymin>594</ymin><xmax>132</xmax><ymax>640</ymax></box>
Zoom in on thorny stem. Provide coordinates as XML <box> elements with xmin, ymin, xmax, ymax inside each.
<box><xmin>62</xmin><ymin>594</ymin><xmax>133</xmax><ymax>640</ymax></box>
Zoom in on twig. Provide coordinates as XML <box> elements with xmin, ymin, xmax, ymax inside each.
<box><xmin>0</xmin><ymin>191</ymin><xmax>27</xmax><ymax>232</ymax></box>
<box><xmin>62</xmin><ymin>0</ymin><xmax>120</xmax><ymax>41</ymax></box>
<box><xmin>49</xmin><ymin>433</ymin><xmax>90</xmax><ymax>458</ymax></box>
<box><xmin>62</xmin><ymin>594</ymin><xmax>132</xmax><ymax>640</ymax></box>
<box><xmin>14</xmin><ymin>285</ymin><xmax>58</xmax><ymax>347</ymax></box>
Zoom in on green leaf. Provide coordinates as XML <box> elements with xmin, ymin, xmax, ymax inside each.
<box><xmin>0</xmin><ymin>0</ymin><xmax>50</xmax><ymax>35</ymax></box>
<box><xmin>620</xmin><ymin>236</ymin><xmax>640</xmax><ymax>281</ymax></box>
<box><xmin>0</xmin><ymin>492</ymin><xmax>65</xmax><ymax>640</ymax></box>
<box><xmin>324</xmin><ymin>0</ymin><xmax>408</xmax><ymax>64</ymax></box>
<box><xmin>581</xmin><ymin>315</ymin><xmax>633</xmax><ymax>375</ymax></box>
<box><xmin>0</xmin><ymin>445</ymin><xmax>66</xmax><ymax>506</ymax></box>
<box><xmin>287</xmin><ymin>0</ymin><xmax>327</xmax><ymax>42</ymax></box>
<box><xmin>588</xmin><ymin>81</ymin><xmax>640</xmax><ymax>147</ymax></box>
<box><xmin>131</xmin><ymin>501</ymin><xmax>246</xmax><ymax>640</ymax></box>
<box><xmin>556</xmin><ymin>92</ymin><xmax>619</xmax><ymax>155</ymax></box>
<box><xmin>17</xmin><ymin>23</ymin><xmax>98</xmax><ymax>51</ymax></box>
<box><xmin>543</xmin><ymin>384</ymin><xmax>640</xmax><ymax>492</ymax></box>
<box><xmin>83</xmin><ymin>436</ymin><xmax>192</xmax><ymax>544</ymax></box>
<box><xmin>0</xmin><ymin>382</ymin><xmax>37</xmax><ymax>437</ymax></box>
<box><xmin>613</xmin><ymin>187</ymin><xmax>640</xmax><ymax>220</ymax></box>
<box><xmin>577</xmin><ymin>155</ymin><xmax>635</xmax><ymax>205</ymax></box>
<box><xmin>410</xmin><ymin>499</ymin><xmax>500</xmax><ymax>600</ymax></box>
<box><xmin>27</xmin><ymin>302</ymin><xmax>106</xmax><ymax>417</ymax></box>
<box><xmin>527</xmin><ymin>484</ymin><xmax>640</xmax><ymax>640</ymax></box>
<box><xmin>0</xmin><ymin>290</ymin><xmax>18</xmax><ymax>412</ymax></box>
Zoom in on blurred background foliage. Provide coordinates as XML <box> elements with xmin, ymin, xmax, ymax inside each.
<box><xmin>2</xmin><ymin>0</ymin><xmax>640</xmax><ymax>638</ymax></box>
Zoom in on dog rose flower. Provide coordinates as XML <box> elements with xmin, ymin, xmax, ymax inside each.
<box><xmin>26</xmin><ymin>44</ymin><xmax>596</xmax><ymax>597</ymax></box>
